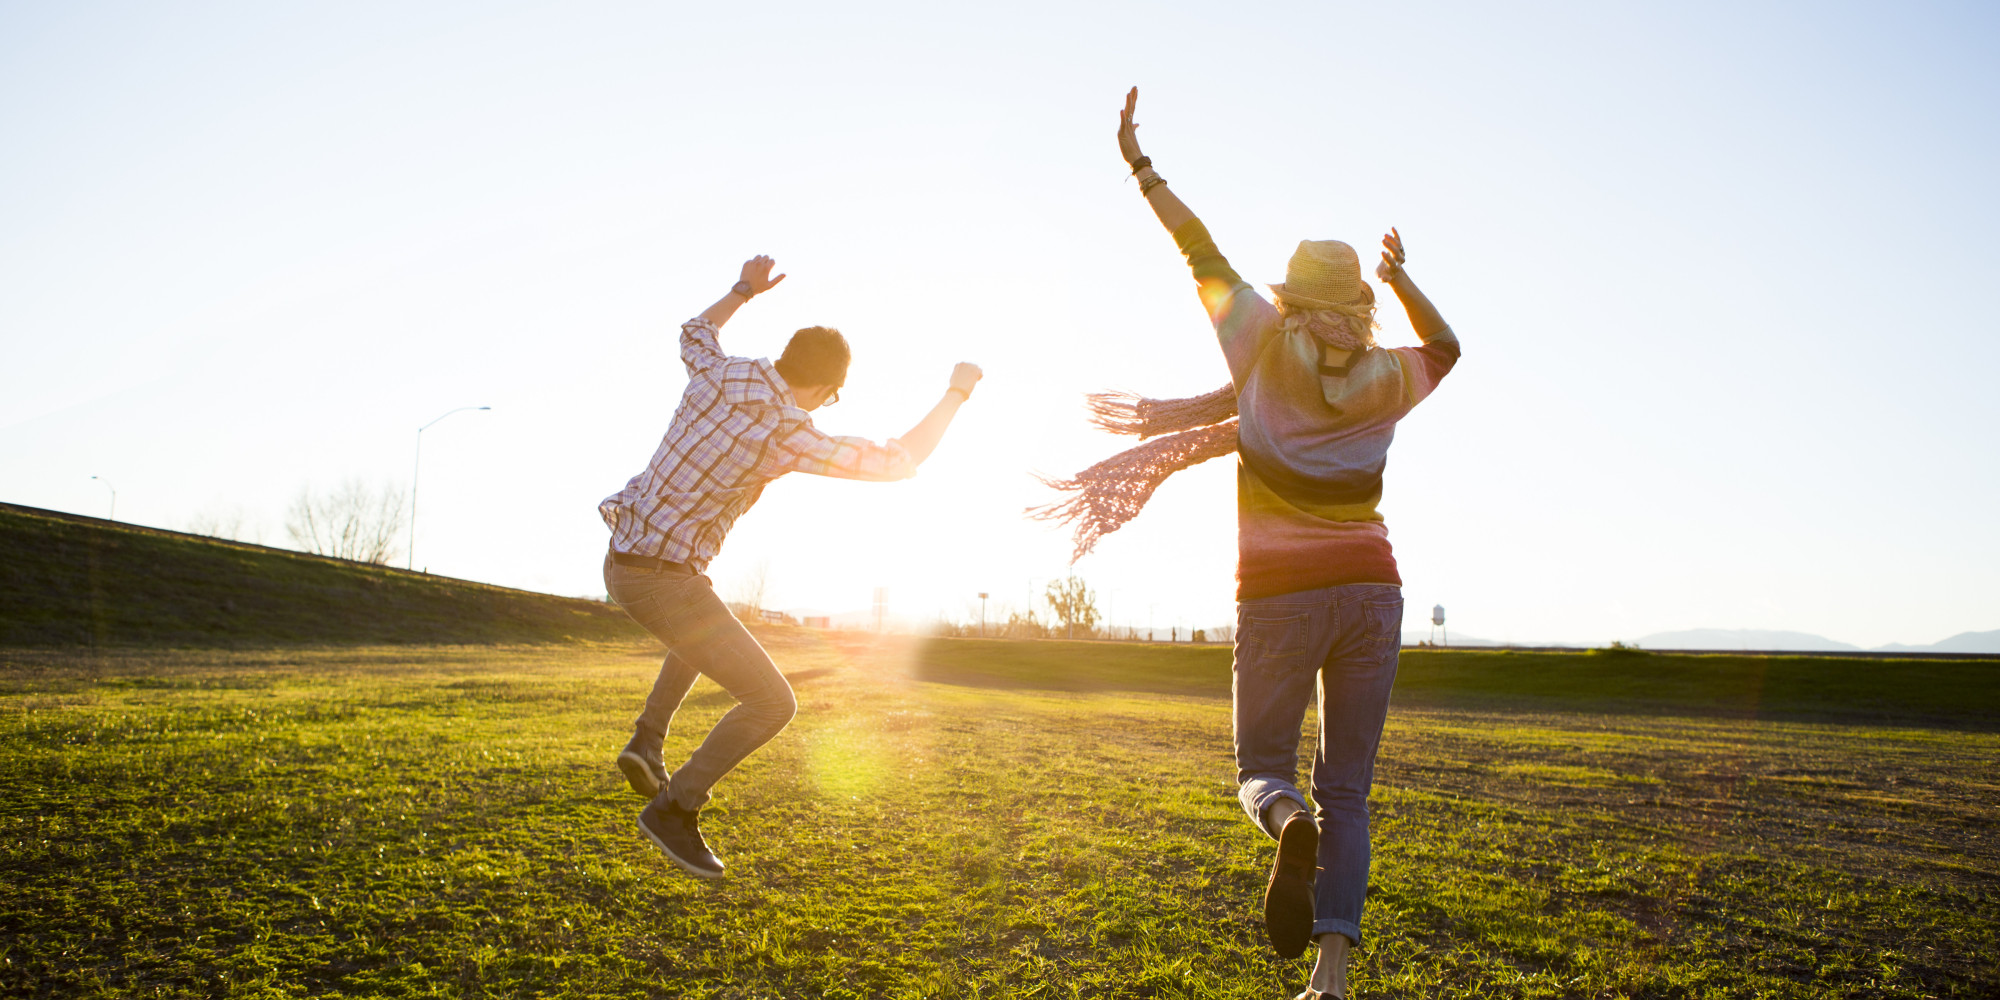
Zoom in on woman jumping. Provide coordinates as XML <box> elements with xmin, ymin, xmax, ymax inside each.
<box><xmin>1040</xmin><ymin>88</ymin><xmax>1461</xmax><ymax>998</ymax></box>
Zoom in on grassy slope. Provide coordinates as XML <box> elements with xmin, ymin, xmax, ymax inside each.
<box><xmin>1</xmin><ymin>636</ymin><xmax>1994</xmax><ymax>998</ymax></box>
<box><xmin>0</xmin><ymin>505</ymin><xmax>642</xmax><ymax>646</ymax></box>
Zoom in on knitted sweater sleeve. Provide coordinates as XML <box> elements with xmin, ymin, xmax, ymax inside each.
<box><xmin>1173</xmin><ymin>218</ymin><xmax>1279</xmax><ymax>387</ymax></box>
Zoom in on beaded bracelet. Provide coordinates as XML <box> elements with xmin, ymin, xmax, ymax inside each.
<box><xmin>1139</xmin><ymin>173</ymin><xmax>1168</xmax><ymax>195</ymax></box>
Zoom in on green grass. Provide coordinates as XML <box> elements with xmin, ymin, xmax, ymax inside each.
<box><xmin>3</xmin><ymin>635</ymin><xmax>1995</xmax><ymax>998</ymax></box>
<box><xmin>0</xmin><ymin>504</ymin><xmax>643</xmax><ymax>646</ymax></box>
<box><xmin>919</xmin><ymin>638</ymin><xmax>2000</xmax><ymax>727</ymax></box>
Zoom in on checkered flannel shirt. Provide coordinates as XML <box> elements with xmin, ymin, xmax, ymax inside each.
<box><xmin>600</xmin><ymin>317</ymin><xmax>916</xmax><ymax>570</ymax></box>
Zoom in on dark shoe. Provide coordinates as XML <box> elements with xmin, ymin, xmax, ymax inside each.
<box><xmin>616</xmin><ymin>731</ymin><xmax>669</xmax><ymax>799</ymax></box>
<box><xmin>638</xmin><ymin>799</ymin><xmax>724</xmax><ymax>878</ymax></box>
<box><xmin>1264</xmin><ymin>810</ymin><xmax>1318</xmax><ymax>958</ymax></box>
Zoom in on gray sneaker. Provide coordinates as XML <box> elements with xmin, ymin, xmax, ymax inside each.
<box><xmin>638</xmin><ymin>799</ymin><xmax>724</xmax><ymax>878</ymax></box>
<box><xmin>616</xmin><ymin>731</ymin><xmax>669</xmax><ymax>799</ymax></box>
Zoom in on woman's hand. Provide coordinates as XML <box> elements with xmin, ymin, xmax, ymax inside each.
<box><xmin>1375</xmin><ymin>229</ymin><xmax>1406</xmax><ymax>283</ymax></box>
<box><xmin>1117</xmin><ymin>87</ymin><xmax>1145</xmax><ymax>166</ymax></box>
<box><xmin>738</xmin><ymin>255</ymin><xmax>787</xmax><ymax>296</ymax></box>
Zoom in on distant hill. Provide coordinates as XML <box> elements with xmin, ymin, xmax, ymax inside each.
<box><xmin>1879</xmin><ymin>629</ymin><xmax>2000</xmax><ymax>654</ymax></box>
<box><xmin>0</xmin><ymin>503</ymin><xmax>645</xmax><ymax>647</ymax></box>
<box><xmin>1635</xmin><ymin>629</ymin><xmax>1861</xmax><ymax>652</ymax></box>
<box><xmin>1629</xmin><ymin>627</ymin><xmax>2000</xmax><ymax>654</ymax></box>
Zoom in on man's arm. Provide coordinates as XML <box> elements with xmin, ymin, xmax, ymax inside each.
<box><xmin>696</xmin><ymin>255</ymin><xmax>786</xmax><ymax>329</ymax></box>
<box><xmin>894</xmin><ymin>363</ymin><xmax>983</xmax><ymax>465</ymax></box>
<box><xmin>774</xmin><ymin>364</ymin><xmax>984</xmax><ymax>480</ymax></box>
<box><xmin>683</xmin><ymin>255</ymin><xmax>787</xmax><ymax>374</ymax></box>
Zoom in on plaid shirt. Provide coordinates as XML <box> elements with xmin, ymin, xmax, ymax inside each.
<box><xmin>599</xmin><ymin>317</ymin><xmax>915</xmax><ymax>570</ymax></box>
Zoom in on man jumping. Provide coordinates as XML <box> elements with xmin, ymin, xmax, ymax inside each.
<box><xmin>598</xmin><ymin>254</ymin><xmax>982</xmax><ymax>878</ymax></box>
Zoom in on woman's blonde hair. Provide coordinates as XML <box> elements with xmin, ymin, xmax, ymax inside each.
<box><xmin>1275</xmin><ymin>282</ymin><xmax>1378</xmax><ymax>350</ymax></box>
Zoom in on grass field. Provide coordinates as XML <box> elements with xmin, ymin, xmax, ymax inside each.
<box><xmin>3</xmin><ymin>634</ymin><xmax>1995</xmax><ymax>998</ymax></box>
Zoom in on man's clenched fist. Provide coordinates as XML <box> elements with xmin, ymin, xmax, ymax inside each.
<box><xmin>950</xmin><ymin>363</ymin><xmax>984</xmax><ymax>398</ymax></box>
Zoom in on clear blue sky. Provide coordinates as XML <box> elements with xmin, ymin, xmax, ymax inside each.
<box><xmin>3</xmin><ymin>1</ymin><xmax>1995</xmax><ymax>646</ymax></box>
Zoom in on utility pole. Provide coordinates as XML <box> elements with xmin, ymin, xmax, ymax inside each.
<box><xmin>90</xmin><ymin>476</ymin><xmax>116</xmax><ymax>521</ymax></box>
<box><xmin>409</xmin><ymin>406</ymin><xmax>491</xmax><ymax>570</ymax></box>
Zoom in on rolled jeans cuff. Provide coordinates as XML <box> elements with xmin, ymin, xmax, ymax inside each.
<box><xmin>1313</xmin><ymin>919</ymin><xmax>1361</xmax><ymax>945</ymax></box>
<box><xmin>1238</xmin><ymin>776</ymin><xmax>1310</xmax><ymax>841</ymax></box>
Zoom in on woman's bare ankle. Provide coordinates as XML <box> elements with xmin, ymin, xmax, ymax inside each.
<box><xmin>1308</xmin><ymin>932</ymin><xmax>1350</xmax><ymax>996</ymax></box>
<box><xmin>1264</xmin><ymin>797</ymin><xmax>1305</xmax><ymax>836</ymax></box>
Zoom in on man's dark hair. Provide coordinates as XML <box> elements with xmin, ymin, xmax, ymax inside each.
<box><xmin>774</xmin><ymin>326</ymin><xmax>851</xmax><ymax>388</ymax></box>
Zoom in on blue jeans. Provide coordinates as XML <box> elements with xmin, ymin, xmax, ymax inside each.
<box><xmin>604</xmin><ymin>553</ymin><xmax>797</xmax><ymax>811</ymax></box>
<box><xmin>1233</xmin><ymin>583</ymin><xmax>1403</xmax><ymax>945</ymax></box>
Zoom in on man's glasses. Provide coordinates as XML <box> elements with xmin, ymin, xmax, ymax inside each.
<box><xmin>824</xmin><ymin>387</ymin><xmax>840</xmax><ymax>406</ymax></box>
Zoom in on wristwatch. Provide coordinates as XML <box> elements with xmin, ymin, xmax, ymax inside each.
<box><xmin>731</xmin><ymin>280</ymin><xmax>755</xmax><ymax>299</ymax></box>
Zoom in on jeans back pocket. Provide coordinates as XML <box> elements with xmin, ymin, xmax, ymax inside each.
<box><xmin>1241</xmin><ymin>613</ymin><xmax>1311</xmax><ymax>675</ymax></box>
<box><xmin>1359</xmin><ymin>596</ymin><xmax>1404</xmax><ymax>647</ymax></box>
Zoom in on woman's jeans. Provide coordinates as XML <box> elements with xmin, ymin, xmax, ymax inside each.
<box><xmin>604</xmin><ymin>553</ymin><xmax>797</xmax><ymax>812</ymax></box>
<box><xmin>1234</xmin><ymin>583</ymin><xmax>1403</xmax><ymax>945</ymax></box>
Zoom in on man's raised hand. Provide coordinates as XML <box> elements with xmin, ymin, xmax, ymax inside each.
<box><xmin>949</xmin><ymin>363</ymin><xmax>984</xmax><ymax>399</ymax></box>
<box><xmin>739</xmin><ymin>255</ymin><xmax>786</xmax><ymax>296</ymax></box>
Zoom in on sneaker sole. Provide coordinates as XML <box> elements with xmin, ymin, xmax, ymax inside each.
<box><xmin>1264</xmin><ymin>813</ymin><xmax>1318</xmax><ymax>958</ymax></box>
<box><xmin>637</xmin><ymin>814</ymin><xmax>725</xmax><ymax>880</ymax></box>
<box><xmin>616</xmin><ymin>751</ymin><xmax>663</xmax><ymax>799</ymax></box>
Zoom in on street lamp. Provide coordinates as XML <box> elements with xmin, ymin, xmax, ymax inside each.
<box><xmin>408</xmin><ymin>406</ymin><xmax>490</xmax><ymax>570</ymax></box>
<box><xmin>978</xmin><ymin>592</ymin><xmax>988</xmax><ymax>637</ymax></box>
<box><xmin>90</xmin><ymin>476</ymin><xmax>116</xmax><ymax>521</ymax></box>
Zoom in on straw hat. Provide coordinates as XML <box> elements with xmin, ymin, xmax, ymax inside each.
<box><xmin>1268</xmin><ymin>240</ymin><xmax>1365</xmax><ymax>310</ymax></box>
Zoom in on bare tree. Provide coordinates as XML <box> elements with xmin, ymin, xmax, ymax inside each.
<box><xmin>286</xmin><ymin>479</ymin><xmax>407</xmax><ymax>564</ymax></box>
<box><xmin>185</xmin><ymin>503</ymin><xmax>263</xmax><ymax>544</ymax></box>
<box><xmin>730</xmin><ymin>559</ymin><xmax>772</xmax><ymax>614</ymax></box>
<box><xmin>1044</xmin><ymin>575</ymin><xmax>1101</xmax><ymax>639</ymax></box>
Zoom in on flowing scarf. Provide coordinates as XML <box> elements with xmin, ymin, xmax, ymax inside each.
<box><xmin>1032</xmin><ymin>309</ymin><xmax>1375</xmax><ymax>561</ymax></box>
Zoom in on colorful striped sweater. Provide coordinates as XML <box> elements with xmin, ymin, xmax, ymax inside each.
<box><xmin>1174</xmin><ymin>219</ymin><xmax>1460</xmax><ymax>600</ymax></box>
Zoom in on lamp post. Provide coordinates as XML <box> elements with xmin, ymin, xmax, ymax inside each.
<box><xmin>90</xmin><ymin>476</ymin><xmax>116</xmax><ymax>521</ymax></box>
<box><xmin>978</xmin><ymin>592</ymin><xmax>988</xmax><ymax>637</ymax></box>
<box><xmin>408</xmin><ymin>406</ymin><xmax>490</xmax><ymax>570</ymax></box>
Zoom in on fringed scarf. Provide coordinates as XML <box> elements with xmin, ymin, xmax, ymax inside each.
<box><xmin>1032</xmin><ymin>308</ymin><xmax>1375</xmax><ymax>561</ymax></box>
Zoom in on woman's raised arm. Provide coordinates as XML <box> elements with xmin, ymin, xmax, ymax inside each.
<box><xmin>1375</xmin><ymin>229</ymin><xmax>1452</xmax><ymax>343</ymax></box>
<box><xmin>1119</xmin><ymin>88</ymin><xmax>1196</xmax><ymax>233</ymax></box>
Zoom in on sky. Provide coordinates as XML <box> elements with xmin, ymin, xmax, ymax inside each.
<box><xmin>3</xmin><ymin>1</ymin><xmax>1996</xmax><ymax>647</ymax></box>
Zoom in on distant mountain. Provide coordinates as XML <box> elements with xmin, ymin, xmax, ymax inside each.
<box><xmin>1926</xmin><ymin>629</ymin><xmax>2000</xmax><ymax>653</ymax></box>
<box><xmin>1634</xmin><ymin>629</ymin><xmax>1860</xmax><ymax>652</ymax></box>
<box><xmin>1878</xmin><ymin>629</ymin><xmax>2000</xmax><ymax>654</ymax></box>
<box><xmin>1626</xmin><ymin>628</ymin><xmax>2000</xmax><ymax>654</ymax></box>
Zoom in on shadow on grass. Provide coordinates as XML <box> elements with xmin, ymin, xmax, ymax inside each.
<box><xmin>914</xmin><ymin>637</ymin><xmax>2000</xmax><ymax>731</ymax></box>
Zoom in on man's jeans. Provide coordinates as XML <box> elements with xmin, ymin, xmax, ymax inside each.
<box><xmin>603</xmin><ymin>553</ymin><xmax>797</xmax><ymax>811</ymax></box>
<box><xmin>1234</xmin><ymin>583</ymin><xmax>1403</xmax><ymax>945</ymax></box>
